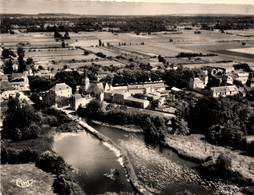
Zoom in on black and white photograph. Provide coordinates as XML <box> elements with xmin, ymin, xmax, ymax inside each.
<box><xmin>0</xmin><ymin>0</ymin><xmax>254</xmax><ymax>194</ymax></box>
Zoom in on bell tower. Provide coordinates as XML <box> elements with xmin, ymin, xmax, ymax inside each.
<box><xmin>82</xmin><ymin>70</ymin><xmax>90</xmax><ymax>93</ymax></box>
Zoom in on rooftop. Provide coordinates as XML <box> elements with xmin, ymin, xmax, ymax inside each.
<box><xmin>50</xmin><ymin>83</ymin><xmax>71</xmax><ymax>91</ymax></box>
<box><xmin>193</xmin><ymin>77</ymin><xmax>204</xmax><ymax>83</ymax></box>
<box><xmin>86</xmin><ymin>82</ymin><xmax>104</xmax><ymax>94</ymax></box>
<box><xmin>124</xmin><ymin>96</ymin><xmax>149</xmax><ymax>103</ymax></box>
<box><xmin>211</xmin><ymin>85</ymin><xmax>238</xmax><ymax>93</ymax></box>
<box><xmin>0</xmin><ymin>81</ymin><xmax>15</xmax><ymax>91</ymax></box>
<box><xmin>73</xmin><ymin>93</ymin><xmax>83</xmax><ymax>100</ymax></box>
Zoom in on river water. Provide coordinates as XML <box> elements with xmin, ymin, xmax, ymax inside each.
<box><xmin>53</xmin><ymin>120</ymin><xmax>216</xmax><ymax>195</ymax></box>
<box><xmin>53</xmin><ymin>132</ymin><xmax>134</xmax><ymax>194</ymax></box>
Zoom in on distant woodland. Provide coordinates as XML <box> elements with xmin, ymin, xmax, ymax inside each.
<box><xmin>1</xmin><ymin>15</ymin><xmax>253</xmax><ymax>33</ymax></box>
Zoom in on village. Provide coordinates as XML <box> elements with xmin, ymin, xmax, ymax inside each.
<box><xmin>1</xmin><ymin>13</ymin><xmax>254</xmax><ymax>195</ymax></box>
<box><xmin>1</xmin><ymin>40</ymin><xmax>254</xmax><ymax>119</ymax></box>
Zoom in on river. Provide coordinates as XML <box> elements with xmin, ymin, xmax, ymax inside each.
<box><xmin>53</xmin><ymin>119</ymin><xmax>217</xmax><ymax>195</ymax></box>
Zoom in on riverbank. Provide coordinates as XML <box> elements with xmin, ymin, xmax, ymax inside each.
<box><xmin>91</xmin><ymin>120</ymin><xmax>144</xmax><ymax>133</ymax></box>
<box><xmin>164</xmin><ymin>134</ymin><xmax>254</xmax><ymax>184</ymax></box>
<box><xmin>61</xmin><ymin>109</ymin><xmax>153</xmax><ymax>195</ymax></box>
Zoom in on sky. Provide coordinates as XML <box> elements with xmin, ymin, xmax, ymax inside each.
<box><xmin>1</xmin><ymin>0</ymin><xmax>254</xmax><ymax>15</ymax></box>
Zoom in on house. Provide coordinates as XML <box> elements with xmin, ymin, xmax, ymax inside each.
<box><xmin>0</xmin><ymin>81</ymin><xmax>18</xmax><ymax>100</ymax></box>
<box><xmin>162</xmin><ymin>107</ymin><xmax>177</xmax><ymax>114</ymax></box>
<box><xmin>149</xmin><ymin>61</ymin><xmax>164</xmax><ymax>68</ymax></box>
<box><xmin>9</xmin><ymin>73</ymin><xmax>30</xmax><ymax>92</ymax></box>
<box><xmin>81</xmin><ymin>76</ymin><xmax>109</xmax><ymax>101</ymax></box>
<box><xmin>210</xmin><ymin>85</ymin><xmax>239</xmax><ymax>97</ymax></box>
<box><xmin>189</xmin><ymin>78</ymin><xmax>206</xmax><ymax>89</ymax></box>
<box><xmin>171</xmin><ymin>87</ymin><xmax>182</xmax><ymax>92</ymax></box>
<box><xmin>128</xmin><ymin>82</ymin><xmax>169</xmax><ymax>94</ymax></box>
<box><xmin>104</xmin><ymin>90</ymin><xmax>130</xmax><ymax>104</ymax></box>
<box><xmin>124</xmin><ymin>97</ymin><xmax>150</xmax><ymax>109</ymax></box>
<box><xmin>49</xmin><ymin>83</ymin><xmax>72</xmax><ymax>98</ymax></box>
<box><xmin>226</xmin><ymin>74</ymin><xmax>234</xmax><ymax>84</ymax></box>
<box><xmin>35</xmin><ymin>70</ymin><xmax>54</xmax><ymax>78</ymax></box>
<box><xmin>41</xmin><ymin>83</ymin><xmax>72</xmax><ymax>107</ymax></box>
<box><xmin>1</xmin><ymin>75</ymin><xmax>9</xmax><ymax>81</ymax></box>
<box><xmin>70</xmin><ymin>94</ymin><xmax>93</xmax><ymax>110</ymax></box>
<box><xmin>234</xmin><ymin>72</ymin><xmax>249</xmax><ymax>84</ymax></box>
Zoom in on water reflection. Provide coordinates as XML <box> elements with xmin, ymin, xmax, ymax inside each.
<box><xmin>53</xmin><ymin>132</ymin><xmax>134</xmax><ymax>194</ymax></box>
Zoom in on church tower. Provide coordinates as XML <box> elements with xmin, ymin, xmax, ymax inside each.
<box><xmin>82</xmin><ymin>70</ymin><xmax>90</xmax><ymax>94</ymax></box>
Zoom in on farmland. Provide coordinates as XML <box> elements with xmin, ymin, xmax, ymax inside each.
<box><xmin>1</xmin><ymin>29</ymin><xmax>254</xmax><ymax>70</ymax></box>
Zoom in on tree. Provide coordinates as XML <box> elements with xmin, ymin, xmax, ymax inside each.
<box><xmin>17</xmin><ymin>46</ymin><xmax>25</xmax><ymax>58</ymax></box>
<box><xmin>26</xmin><ymin>57</ymin><xmax>34</xmax><ymax>65</ymax></box>
<box><xmin>55</xmin><ymin>71</ymin><xmax>82</xmax><ymax>94</ymax></box>
<box><xmin>62</xmin><ymin>42</ymin><xmax>65</xmax><ymax>48</ymax></box>
<box><xmin>17</xmin><ymin>46</ymin><xmax>26</xmax><ymax>72</ymax></box>
<box><xmin>174</xmin><ymin>118</ymin><xmax>190</xmax><ymax>135</ymax></box>
<box><xmin>54</xmin><ymin>30</ymin><xmax>62</xmax><ymax>38</ymax></box>
<box><xmin>3</xmin><ymin>59</ymin><xmax>13</xmax><ymax>74</ymax></box>
<box><xmin>207</xmin><ymin>75</ymin><xmax>220</xmax><ymax>89</ymax></box>
<box><xmin>105</xmin><ymin>73</ymin><xmax>114</xmax><ymax>84</ymax></box>
<box><xmin>64</xmin><ymin>31</ymin><xmax>70</xmax><ymax>39</ymax></box>
<box><xmin>2</xmin><ymin>95</ymin><xmax>38</xmax><ymax>140</ymax></box>
<box><xmin>84</xmin><ymin>100</ymin><xmax>103</xmax><ymax>120</ymax></box>
<box><xmin>189</xmin><ymin>97</ymin><xmax>221</xmax><ymax>134</ymax></box>
<box><xmin>28</xmin><ymin>76</ymin><xmax>56</xmax><ymax>92</ymax></box>
<box><xmin>84</xmin><ymin>50</ymin><xmax>90</xmax><ymax>55</ymax></box>
<box><xmin>2</xmin><ymin>48</ymin><xmax>16</xmax><ymax>59</ymax></box>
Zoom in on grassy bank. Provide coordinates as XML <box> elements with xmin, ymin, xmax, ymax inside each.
<box><xmin>164</xmin><ymin>134</ymin><xmax>254</xmax><ymax>184</ymax></box>
<box><xmin>1</xmin><ymin>164</ymin><xmax>56</xmax><ymax>195</ymax></box>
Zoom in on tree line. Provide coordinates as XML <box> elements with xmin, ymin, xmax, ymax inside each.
<box><xmin>77</xmin><ymin>100</ymin><xmax>169</xmax><ymax>142</ymax></box>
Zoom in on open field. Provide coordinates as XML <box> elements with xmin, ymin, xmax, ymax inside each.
<box><xmin>225</xmin><ymin>29</ymin><xmax>254</xmax><ymax>37</ymax></box>
<box><xmin>1</xmin><ymin>30</ymin><xmax>254</xmax><ymax>70</ymax></box>
<box><xmin>228</xmin><ymin>47</ymin><xmax>254</xmax><ymax>55</ymax></box>
<box><xmin>1</xmin><ymin>164</ymin><xmax>56</xmax><ymax>195</ymax></box>
<box><xmin>93</xmin><ymin>60</ymin><xmax>125</xmax><ymax>67</ymax></box>
<box><xmin>82</xmin><ymin>46</ymin><xmax>119</xmax><ymax>57</ymax></box>
<box><xmin>182</xmin><ymin>62</ymin><xmax>236</xmax><ymax>69</ymax></box>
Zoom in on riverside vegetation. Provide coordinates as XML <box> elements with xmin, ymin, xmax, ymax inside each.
<box><xmin>1</xmin><ymin>95</ymin><xmax>85</xmax><ymax>194</ymax></box>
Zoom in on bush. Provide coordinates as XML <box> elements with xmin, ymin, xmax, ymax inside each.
<box><xmin>1</xmin><ymin>144</ymin><xmax>8</xmax><ymax>164</ymax></box>
<box><xmin>22</xmin><ymin>124</ymin><xmax>41</xmax><ymax>139</ymax></box>
<box><xmin>1</xmin><ymin>146</ymin><xmax>38</xmax><ymax>164</ymax></box>
<box><xmin>6</xmin><ymin>148</ymin><xmax>20</xmax><ymax>164</ymax></box>
<box><xmin>18</xmin><ymin>147</ymin><xmax>39</xmax><ymax>163</ymax></box>
<box><xmin>56</xmin><ymin>97</ymin><xmax>70</xmax><ymax>108</ymax></box>
<box><xmin>12</xmin><ymin>128</ymin><xmax>23</xmax><ymax>141</ymax></box>
<box><xmin>36</xmin><ymin>151</ymin><xmax>68</xmax><ymax>175</ymax></box>
<box><xmin>95</xmin><ymin>52</ymin><xmax>106</xmax><ymax>58</ymax></box>
<box><xmin>84</xmin><ymin>50</ymin><xmax>90</xmax><ymax>55</ymax></box>
<box><xmin>29</xmin><ymin>124</ymin><xmax>41</xmax><ymax>138</ymax></box>
<box><xmin>47</xmin><ymin>116</ymin><xmax>58</xmax><ymax>126</ymax></box>
<box><xmin>216</xmin><ymin>153</ymin><xmax>232</xmax><ymax>171</ymax></box>
<box><xmin>201</xmin><ymin>153</ymin><xmax>232</xmax><ymax>179</ymax></box>
<box><xmin>53</xmin><ymin>175</ymin><xmax>85</xmax><ymax>195</ymax></box>
<box><xmin>106</xmin><ymin>103</ymin><xmax>115</xmax><ymax>111</ymax></box>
